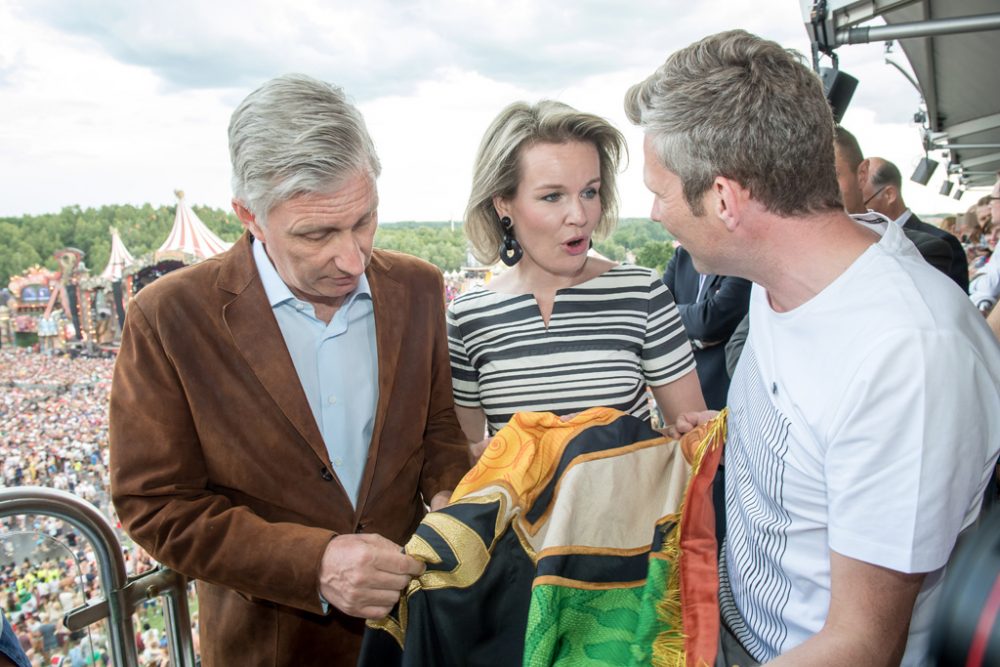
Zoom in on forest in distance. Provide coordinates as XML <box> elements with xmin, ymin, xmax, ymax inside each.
<box><xmin>0</xmin><ymin>203</ymin><xmax>677</xmax><ymax>287</ymax></box>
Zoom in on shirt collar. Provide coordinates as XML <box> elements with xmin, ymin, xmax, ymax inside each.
<box><xmin>893</xmin><ymin>208</ymin><xmax>913</xmax><ymax>227</ymax></box>
<box><xmin>252</xmin><ymin>237</ymin><xmax>372</xmax><ymax>310</ymax></box>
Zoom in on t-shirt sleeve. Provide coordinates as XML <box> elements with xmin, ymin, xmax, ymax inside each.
<box><xmin>969</xmin><ymin>259</ymin><xmax>1000</xmax><ymax>311</ymax></box>
<box><xmin>641</xmin><ymin>270</ymin><xmax>697</xmax><ymax>387</ymax></box>
<box><xmin>447</xmin><ymin>302</ymin><xmax>480</xmax><ymax>407</ymax></box>
<box><xmin>824</xmin><ymin>329</ymin><xmax>999</xmax><ymax>573</ymax></box>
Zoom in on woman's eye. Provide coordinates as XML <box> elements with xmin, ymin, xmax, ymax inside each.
<box><xmin>582</xmin><ymin>188</ymin><xmax>599</xmax><ymax>199</ymax></box>
<box><xmin>542</xmin><ymin>193</ymin><xmax>561</xmax><ymax>202</ymax></box>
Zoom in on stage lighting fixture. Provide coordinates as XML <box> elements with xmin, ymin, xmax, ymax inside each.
<box><xmin>939</xmin><ymin>180</ymin><xmax>953</xmax><ymax>196</ymax></box>
<box><xmin>952</xmin><ymin>187</ymin><xmax>964</xmax><ymax>200</ymax></box>
<box><xmin>911</xmin><ymin>157</ymin><xmax>939</xmax><ymax>185</ymax></box>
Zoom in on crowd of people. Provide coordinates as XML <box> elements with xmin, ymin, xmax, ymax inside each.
<box><xmin>0</xmin><ymin>349</ymin><xmax>182</xmax><ymax>666</ymax></box>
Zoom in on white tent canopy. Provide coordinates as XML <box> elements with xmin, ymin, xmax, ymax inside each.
<box><xmin>99</xmin><ymin>226</ymin><xmax>136</xmax><ymax>280</ymax></box>
<box><xmin>158</xmin><ymin>189</ymin><xmax>232</xmax><ymax>259</ymax></box>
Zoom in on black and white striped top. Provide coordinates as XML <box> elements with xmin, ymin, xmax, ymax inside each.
<box><xmin>447</xmin><ymin>264</ymin><xmax>695</xmax><ymax>434</ymax></box>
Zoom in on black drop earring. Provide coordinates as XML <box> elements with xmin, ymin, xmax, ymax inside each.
<box><xmin>499</xmin><ymin>216</ymin><xmax>523</xmax><ymax>266</ymax></box>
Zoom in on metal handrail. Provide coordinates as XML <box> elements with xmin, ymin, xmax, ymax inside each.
<box><xmin>0</xmin><ymin>486</ymin><xmax>196</xmax><ymax>666</ymax></box>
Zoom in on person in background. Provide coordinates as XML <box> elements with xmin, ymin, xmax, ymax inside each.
<box><xmin>938</xmin><ymin>215</ymin><xmax>957</xmax><ymax>236</ymax></box>
<box><xmin>448</xmin><ymin>100</ymin><xmax>706</xmax><ymax>455</ymax></box>
<box><xmin>0</xmin><ymin>608</ymin><xmax>30</xmax><ymax>667</ymax></box>
<box><xmin>977</xmin><ymin>194</ymin><xmax>993</xmax><ymax>231</ymax></box>
<box><xmin>662</xmin><ymin>247</ymin><xmax>750</xmax><ymax>410</ymax></box>
<box><xmin>110</xmin><ymin>74</ymin><xmax>469</xmax><ymax>666</ymax></box>
<box><xmin>861</xmin><ymin>156</ymin><xmax>969</xmax><ymax>291</ymax></box>
<box><xmin>834</xmin><ymin>126</ymin><xmax>952</xmax><ymax>277</ymax></box>
<box><xmin>960</xmin><ymin>205</ymin><xmax>984</xmax><ymax>245</ymax></box>
<box><xmin>627</xmin><ymin>29</ymin><xmax>1000</xmax><ymax>665</ymax></box>
<box><xmin>969</xmin><ymin>173</ymin><xmax>1000</xmax><ymax>314</ymax></box>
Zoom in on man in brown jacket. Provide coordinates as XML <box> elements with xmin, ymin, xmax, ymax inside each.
<box><xmin>109</xmin><ymin>74</ymin><xmax>470</xmax><ymax>666</ymax></box>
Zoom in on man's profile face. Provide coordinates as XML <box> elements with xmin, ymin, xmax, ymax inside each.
<box><xmin>833</xmin><ymin>146</ymin><xmax>864</xmax><ymax>214</ymax></box>
<box><xmin>244</xmin><ymin>171</ymin><xmax>379</xmax><ymax>309</ymax></box>
<box><xmin>641</xmin><ymin>135</ymin><xmax>719</xmax><ymax>273</ymax></box>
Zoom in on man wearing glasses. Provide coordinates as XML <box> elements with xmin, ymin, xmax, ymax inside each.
<box><xmin>860</xmin><ymin>156</ymin><xmax>969</xmax><ymax>291</ymax></box>
<box><xmin>969</xmin><ymin>173</ymin><xmax>1000</xmax><ymax>314</ymax></box>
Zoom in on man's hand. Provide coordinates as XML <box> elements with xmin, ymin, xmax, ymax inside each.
<box><xmin>318</xmin><ymin>533</ymin><xmax>424</xmax><ymax>619</ymax></box>
<box><xmin>429</xmin><ymin>490</ymin><xmax>452</xmax><ymax>511</ymax></box>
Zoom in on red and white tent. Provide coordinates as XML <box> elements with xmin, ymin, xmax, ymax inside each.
<box><xmin>100</xmin><ymin>227</ymin><xmax>136</xmax><ymax>281</ymax></box>
<box><xmin>158</xmin><ymin>190</ymin><xmax>232</xmax><ymax>259</ymax></box>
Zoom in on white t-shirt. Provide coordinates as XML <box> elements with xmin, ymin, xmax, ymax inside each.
<box><xmin>720</xmin><ymin>221</ymin><xmax>1000</xmax><ymax>665</ymax></box>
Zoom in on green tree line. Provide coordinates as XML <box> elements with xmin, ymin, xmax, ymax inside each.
<box><xmin>0</xmin><ymin>205</ymin><xmax>675</xmax><ymax>288</ymax></box>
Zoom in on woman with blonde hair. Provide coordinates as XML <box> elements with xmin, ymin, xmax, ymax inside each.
<box><xmin>939</xmin><ymin>215</ymin><xmax>957</xmax><ymax>235</ymax></box>
<box><xmin>447</xmin><ymin>100</ymin><xmax>705</xmax><ymax>454</ymax></box>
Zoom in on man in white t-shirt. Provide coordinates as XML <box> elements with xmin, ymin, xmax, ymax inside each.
<box><xmin>626</xmin><ymin>30</ymin><xmax>1000</xmax><ymax>666</ymax></box>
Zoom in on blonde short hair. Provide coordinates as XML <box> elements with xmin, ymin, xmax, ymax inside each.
<box><xmin>464</xmin><ymin>100</ymin><xmax>626</xmax><ymax>265</ymax></box>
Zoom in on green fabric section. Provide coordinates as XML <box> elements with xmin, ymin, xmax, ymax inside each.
<box><xmin>525</xmin><ymin>585</ymin><xmax>642</xmax><ymax>666</ymax></box>
<box><xmin>629</xmin><ymin>557</ymin><xmax>673</xmax><ymax>665</ymax></box>
<box><xmin>524</xmin><ymin>564</ymin><xmax>679</xmax><ymax>667</ymax></box>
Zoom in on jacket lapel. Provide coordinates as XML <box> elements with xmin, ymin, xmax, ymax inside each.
<box><xmin>217</xmin><ymin>235</ymin><xmax>332</xmax><ymax>472</ymax></box>
<box><xmin>354</xmin><ymin>250</ymin><xmax>408</xmax><ymax>512</ymax></box>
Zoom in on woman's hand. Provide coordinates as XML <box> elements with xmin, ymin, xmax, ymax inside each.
<box><xmin>673</xmin><ymin>409</ymin><xmax>720</xmax><ymax>436</ymax></box>
<box><xmin>469</xmin><ymin>437</ymin><xmax>491</xmax><ymax>465</ymax></box>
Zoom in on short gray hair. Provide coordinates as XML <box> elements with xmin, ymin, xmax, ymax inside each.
<box><xmin>229</xmin><ymin>73</ymin><xmax>380</xmax><ymax>223</ymax></box>
<box><xmin>464</xmin><ymin>100</ymin><xmax>626</xmax><ymax>265</ymax></box>
<box><xmin>625</xmin><ymin>30</ymin><xmax>841</xmax><ymax>217</ymax></box>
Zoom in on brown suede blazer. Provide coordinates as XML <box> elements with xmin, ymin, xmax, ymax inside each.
<box><xmin>109</xmin><ymin>234</ymin><xmax>469</xmax><ymax>666</ymax></box>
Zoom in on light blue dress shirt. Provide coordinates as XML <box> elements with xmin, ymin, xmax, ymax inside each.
<box><xmin>252</xmin><ymin>239</ymin><xmax>378</xmax><ymax>507</ymax></box>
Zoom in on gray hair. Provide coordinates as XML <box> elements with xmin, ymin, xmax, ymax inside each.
<box><xmin>625</xmin><ymin>29</ymin><xmax>841</xmax><ymax>217</ymax></box>
<box><xmin>464</xmin><ymin>100</ymin><xmax>626</xmax><ymax>265</ymax></box>
<box><xmin>229</xmin><ymin>73</ymin><xmax>380</xmax><ymax>223</ymax></box>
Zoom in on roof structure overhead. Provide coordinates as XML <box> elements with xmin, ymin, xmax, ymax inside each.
<box><xmin>802</xmin><ymin>0</ymin><xmax>1000</xmax><ymax>189</ymax></box>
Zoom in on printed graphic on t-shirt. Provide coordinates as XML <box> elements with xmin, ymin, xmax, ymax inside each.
<box><xmin>719</xmin><ymin>345</ymin><xmax>793</xmax><ymax>661</ymax></box>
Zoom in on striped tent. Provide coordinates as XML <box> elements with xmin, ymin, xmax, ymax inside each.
<box><xmin>99</xmin><ymin>226</ymin><xmax>136</xmax><ymax>281</ymax></box>
<box><xmin>158</xmin><ymin>190</ymin><xmax>231</xmax><ymax>259</ymax></box>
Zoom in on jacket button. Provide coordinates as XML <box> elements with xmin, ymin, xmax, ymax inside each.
<box><xmin>320</xmin><ymin>467</ymin><xmax>333</xmax><ymax>481</ymax></box>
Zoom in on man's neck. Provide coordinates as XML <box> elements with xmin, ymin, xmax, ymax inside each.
<box><xmin>748</xmin><ymin>210</ymin><xmax>881</xmax><ymax>313</ymax></box>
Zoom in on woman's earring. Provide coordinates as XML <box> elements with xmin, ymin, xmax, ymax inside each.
<box><xmin>499</xmin><ymin>216</ymin><xmax>523</xmax><ymax>266</ymax></box>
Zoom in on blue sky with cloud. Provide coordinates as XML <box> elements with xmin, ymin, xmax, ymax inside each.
<box><xmin>0</xmin><ymin>0</ymin><xmax>979</xmax><ymax>222</ymax></box>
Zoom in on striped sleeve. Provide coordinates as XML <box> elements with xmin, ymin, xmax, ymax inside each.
<box><xmin>447</xmin><ymin>301</ymin><xmax>480</xmax><ymax>407</ymax></box>
<box><xmin>641</xmin><ymin>271</ymin><xmax>696</xmax><ymax>386</ymax></box>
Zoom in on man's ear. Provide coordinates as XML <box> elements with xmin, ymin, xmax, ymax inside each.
<box><xmin>857</xmin><ymin>159</ymin><xmax>870</xmax><ymax>188</ymax></box>
<box><xmin>232</xmin><ymin>200</ymin><xmax>264</xmax><ymax>241</ymax></box>
<box><xmin>711</xmin><ymin>176</ymin><xmax>748</xmax><ymax>232</ymax></box>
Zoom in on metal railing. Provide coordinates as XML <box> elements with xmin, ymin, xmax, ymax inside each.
<box><xmin>0</xmin><ymin>486</ymin><xmax>197</xmax><ymax>667</ymax></box>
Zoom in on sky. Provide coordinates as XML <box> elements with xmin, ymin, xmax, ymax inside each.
<box><xmin>0</xmin><ymin>0</ymin><xmax>985</xmax><ymax>224</ymax></box>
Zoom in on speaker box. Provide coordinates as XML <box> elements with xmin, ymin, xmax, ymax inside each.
<box><xmin>820</xmin><ymin>67</ymin><xmax>858</xmax><ymax>123</ymax></box>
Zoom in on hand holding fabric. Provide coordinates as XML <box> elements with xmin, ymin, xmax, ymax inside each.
<box><xmin>673</xmin><ymin>410</ymin><xmax>720</xmax><ymax>436</ymax></box>
<box><xmin>318</xmin><ymin>533</ymin><xmax>425</xmax><ymax>619</ymax></box>
<box><xmin>429</xmin><ymin>491</ymin><xmax>451</xmax><ymax>511</ymax></box>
